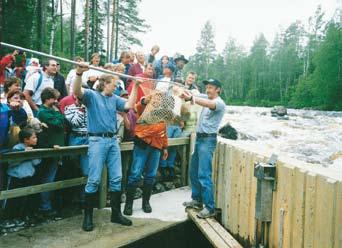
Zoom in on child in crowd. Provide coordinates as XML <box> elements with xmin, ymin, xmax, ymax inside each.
<box><xmin>3</xmin><ymin>128</ymin><xmax>41</xmax><ymax>229</ymax></box>
<box><xmin>36</xmin><ymin>87</ymin><xmax>65</xmax><ymax>217</ymax></box>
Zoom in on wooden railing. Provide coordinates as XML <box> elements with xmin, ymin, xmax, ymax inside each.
<box><xmin>0</xmin><ymin>137</ymin><xmax>193</xmax><ymax>208</ymax></box>
<box><xmin>212</xmin><ymin>139</ymin><xmax>342</xmax><ymax>248</ymax></box>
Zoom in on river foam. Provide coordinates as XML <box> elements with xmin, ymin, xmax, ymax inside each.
<box><xmin>221</xmin><ymin>106</ymin><xmax>342</xmax><ymax>171</ymax></box>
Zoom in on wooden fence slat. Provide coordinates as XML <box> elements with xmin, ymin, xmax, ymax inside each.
<box><xmin>229</xmin><ymin>146</ymin><xmax>240</xmax><ymax>235</ymax></box>
<box><xmin>246</xmin><ymin>152</ymin><xmax>256</xmax><ymax>243</ymax></box>
<box><xmin>314</xmin><ymin>177</ymin><xmax>336</xmax><ymax>248</ymax></box>
<box><xmin>0</xmin><ymin>138</ymin><xmax>190</xmax><ymax>163</ymax></box>
<box><xmin>99</xmin><ymin>166</ymin><xmax>108</xmax><ymax>208</ymax></box>
<box><xmin>334</xmin><ymin>182</ymin><xmax>342</xmax><ymax>248</ymax></box>
<box><xmin>303</xmin><ymin>172</ymin><xmax>317</xmax><ymax>248</ymax></box>
<box><xmin>238</xmin><ymin>150</ymin><xmax>248</xmax><ymax>239</ymax></box>
<box><xmin>181</xmin><ymin>145</ymin><xmax>188</xmax><ymax>186</ymax></box>
<box><xmin>0</xmin><ymin>177</ymin><xmax>87</xmax><ymax>200</ymax></box>
<box><xmin>221</xmin><ymin>144</ymin><xmax>229</xmax><ymax>228</ymax></box>
<box><xmin>290</xmin><ymin>168</ymin><xmax>306</xmax><ymax>248</ymax></box>
<box><xmin>215</xmin><ymin>143</ymin><xmax>225</xmax><ymax>209</ymax></box>
<box><xmin>225</xmin><ymin>145</ymin><xmax>234</xmax><ymax>229</ymax></box>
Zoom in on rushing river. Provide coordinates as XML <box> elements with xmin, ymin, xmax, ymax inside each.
<box><xmin>221</xmin><ymin>106</ymin><xmax>342</xmax><ymax>172</ymax></box>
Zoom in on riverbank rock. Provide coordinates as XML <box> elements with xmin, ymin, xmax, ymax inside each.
<box><xmin>329</xmin><ymin>151</ymin><xmax>342</xmax><ymax>161</ymax></box>
<box><xmin>238</xmin><ymin>132</ymin><xmax>257</xmax><ymax>141</ymax></box>
<box><xmin>219</xmin><ymin>123</ymin><xmax>238</xmax><ymax>140</ymax></box>
<box><xmin>271</xmin><ymin>106</ymin><xmax>287</xmax><ymax>117</ymax></box>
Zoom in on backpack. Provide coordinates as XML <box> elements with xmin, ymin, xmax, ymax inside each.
<box><xmin>22</xmin><ymin>70</ymin><xmax>43</xmax><ymax>92</ymax></box>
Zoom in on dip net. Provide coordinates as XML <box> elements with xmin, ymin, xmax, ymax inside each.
<box><xmin>136</xmin><ymin>80</ymin><xmax>190</xmax><ymax>124</ymax></box>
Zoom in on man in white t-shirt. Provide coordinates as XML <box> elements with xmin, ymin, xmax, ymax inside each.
<box><xmin>65</xmin><ymin>56</ymin><xmax>87</xmax><ymax>95</ymax></box>
<box><xmin>23</xmin><ymin>59</ymin><xmax>56</xmax><ymax>115</ymax></box>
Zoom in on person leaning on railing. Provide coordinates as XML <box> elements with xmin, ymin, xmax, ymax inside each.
<box><xmin>36</xmin><ymin>87</ymin><xmax>65</xmax><ymax>218</ymax></box>
<box><xmin>73</xmin><ymin>62</ymin><xmax>141</xmax><ymax>232</ymax></box>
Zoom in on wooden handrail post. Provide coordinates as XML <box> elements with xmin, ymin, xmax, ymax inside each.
<box><xmin>98</xmin><ymin>165</ymin><xmax>108</xmax><ymax>208</ymax></box>
<box><xmin>187</xmin><ymin>132</ymin><xmax>197</xmax><ymax>186</ymax></box>
<box><xmin>181</xmin><ymin>144</ymin><xmax>187</xmax><ymax>186</ymax></box>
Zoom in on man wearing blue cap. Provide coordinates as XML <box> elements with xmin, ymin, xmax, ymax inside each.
<box><xmin>181</xmin><ymin>78</ymin><xmax>225</xmax><ymax>218</ymax></box>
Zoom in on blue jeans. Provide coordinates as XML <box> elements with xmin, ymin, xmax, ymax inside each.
<box><xmin>127</xmin><ymin>144</ymin><xmax>161</xmax><ymax>187</ymax></box>
<box><xmin>189</xmin><ymin>136</ymin><xmax>217</xmax><ymax>211</ymax></box>
<box><xmin>69</xmin><ymin>134</ymin><xmax>89</xmax><ymax>176</ymax></box>
<box><xmin>40</xmin><ymin>158</ymin><xmax>58</xmax><ymax>211</ymax></box>
<box><xmin>160</xmin><ymin>125</ymin><xmax>182</xmax><ymax>168</ymax></box>
<box><xmin>85</xmin><ymin>136</ymin><xmax>122</xmax><ymax>193</ymax></box>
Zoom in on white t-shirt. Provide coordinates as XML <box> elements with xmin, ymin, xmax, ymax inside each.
<box><xmin>66</xmin><ymin>68</ymin><xmax>88</xmax><ymax>94</ymax></box>
<box><xmin>24</xmin><ymin>72</ymin><xmax>54</xmax><ymax>105</ymax></box>
<box><xmin>83</xmin><ymin>68</ymin><xmax>103</xmax><ymax>82</ymax></box>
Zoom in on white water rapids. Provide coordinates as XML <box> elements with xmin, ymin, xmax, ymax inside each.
<box><xmin>221</xmin><ymin>106</ymin><xmax>342</xmax><ymax>172</ymax></box>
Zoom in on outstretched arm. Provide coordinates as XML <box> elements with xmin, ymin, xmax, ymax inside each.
<box><xmin>73</xmin><ymin>62</ymin><xmax>89</xmax><ymax>99</ymax></box>
<box><xmin>124</xmin><ymin>80</ymin><xmax>141</xmax><ymax>110</ymax></box>
<box><xmin>180</xmin><ymin>90</ymin><xmax>217</xmax><ymax>110</ymax></box>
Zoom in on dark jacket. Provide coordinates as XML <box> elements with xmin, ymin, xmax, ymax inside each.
<box><xmin>54</xmin><ymin>72</ymin><xmax>67</xmax><ymax>100</ymax></box>
<box><xmin>37</xmin><ymin>105</ymin><xmax>65</xmax><ymax>147</ymax></box>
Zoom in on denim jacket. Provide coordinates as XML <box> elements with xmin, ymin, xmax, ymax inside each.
<box><xmin>7</xmin><ymin>143</ymin><xmax>41</xmax><ymax>179</ymax></box>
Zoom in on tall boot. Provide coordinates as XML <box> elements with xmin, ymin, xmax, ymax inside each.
<box><xmin>160</xmin><ymin>167</ymin><xmax>168</xmax><ymax>181</ymax></box>
<box><xmin>142</xmin><ymin>184</ymin><xmax>153</xmax><ymax>213</ymax></box>
<box><xmin>82</xmin><ymin>192</ymin><xmax>96</xmax><ymax>232</ymax></box>
<box><xmin>123</xmin><ymin>186</ymin><xmax>136</xmax><ymax>216</ymax></box>
<box><xmin>110</xmin><ymin>191</ymin><xmax>132</xmax><ymax>226</ymax></box>
<box><xmin>168</xmin><ymin>167</ymin><xmax>175</xmax><ymax>180</ymax></box>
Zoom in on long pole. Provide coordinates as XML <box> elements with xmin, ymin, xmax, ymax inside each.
<box><xmin>0</xmin><ymin>42</ymin><xmax>185</xmax><ymax>88</ymax></box>
<box><xmin>60</xmin><ymin>0</ymin><xmax>64</xmax><ymax>53</ymax></box>
<box><xmin>84</xmin><ymin>0</ymin><xmax>90</xmax><ymax>60</ymax></box>
<box><xmin>106</xmin><ymin>0</ymin><xmax>111</xmax><ymax>61</ymax></box>
<box><xmin>70</xmin><ymin>0</ymin><xmax>76</xmax><ymax>59</ymax></box>
<box><xmin>109</xmin><ymin>0</ymin><xmax>116</xmax><ymax>61</ymax></box>
<box><xmin>114</xmin><ymin>0</ymin><xmax>119</xmax><ymax>60</ymax></box>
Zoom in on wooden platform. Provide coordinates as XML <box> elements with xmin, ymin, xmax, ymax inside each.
<box><xmin>0</xmin><ymin>210</ymin><xmax>183</xmax><ymax>248</ymax></box>
<box><xmin>187</xmin><ymin>209</ymin><xmax>242</xmax><ymax>248</ymax></box>
<box><xmin>0</xmin><ymin>187</ymin><xmax>191</xmax><ymax>248</ymax></box>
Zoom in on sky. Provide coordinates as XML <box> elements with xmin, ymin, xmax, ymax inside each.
<box><xmin>132</xmin><ymin>0</ymin><xmax>340</xmax><ymax>57</ymax></box>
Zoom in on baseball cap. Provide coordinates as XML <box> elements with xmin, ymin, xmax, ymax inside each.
<box><xmin>202</xmin><ymin>78</ymin><xmax>222</xmax><ymax>88</ymax></box>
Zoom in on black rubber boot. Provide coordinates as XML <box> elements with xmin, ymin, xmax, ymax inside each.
<box><xmin>168</xmin><ymin>167</ymin><xmax>175</xmax><ymax>180</ymax></box>
<box><xmin>110</xmin><ymin>191</ymin><xmax>132</xmax><ymax>226</ymax></box>
<box><xmin>123</xmin><ymin>186</ymin><xmax>136</xmax><ymax>216</ymax></box>
<box><xmin>82</xmin><ymin>192</ymin><xmax>96</xmax><ymax>232</ymax></box>
<box><xmin>142</xmin><ymin>184</ymin><xmax>153</xmax><ymax>213</ymax></box>
<box><xmin>160</xmin><ymin>167</ymin><xmax>168</xmax><ymax>181</ymax></box>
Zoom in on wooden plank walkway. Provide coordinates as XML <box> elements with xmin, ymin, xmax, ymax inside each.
<box><xmin>0</xmin><ymin>210</ymin><xmax>181</xmax><ymax>248</ymax></box>
<box><xmin>187</xmin><ymin>209</ymin><xmax>242</xmax><ymax>248</ymax></box>
<box><xmin>0</xmin><ymin>187</ymin><xmax>191</xmax><ymax>248</ymax></box>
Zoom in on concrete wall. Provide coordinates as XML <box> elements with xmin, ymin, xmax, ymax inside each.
<box><xmin>213</xmin><ymin>138</ymin><xmax>342</xmax><ymax>248</ymax></box>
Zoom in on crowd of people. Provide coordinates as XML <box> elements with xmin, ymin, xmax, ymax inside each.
<box><xmin>0</xmin><ymin>44</ymin><xmax>225</xmax><ymax>233</ymax></box>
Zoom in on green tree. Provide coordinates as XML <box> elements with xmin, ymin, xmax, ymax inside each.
<box><xmin>247</xmin><ymin>33</ymin><xmax>269</xmax><ymax>104</ymax></box>
<box><xmin>221</xmin><ymin>37</ymin><xmax>247</xmax><ymax>101</ymax></box>
<box><xmin>116</xmin><ymin>0</ymin><xmax>150</xmax><ymax>52</ymax></box>
<box><xmin>191</xmin><ymin>21</ymin><xmax>216</xmax><ymax>80</ymax></box>
<box><xmin>293</xmin><ymin>22</ymin><xmax>342</xmax><ymax>110</ymax></box>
